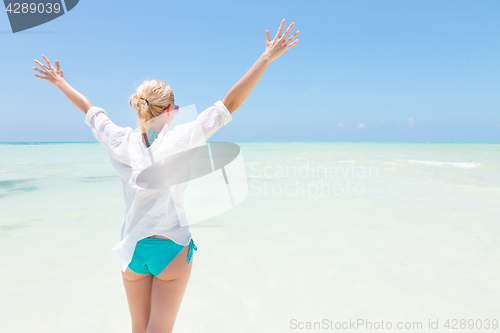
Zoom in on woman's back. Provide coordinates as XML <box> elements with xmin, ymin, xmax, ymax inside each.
<box><xmin>85</xmin><ymin>100</ymin><xmax>233</xmax><ymax>272</ymax></box>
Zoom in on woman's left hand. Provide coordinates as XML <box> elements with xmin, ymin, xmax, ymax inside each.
<box><xmin>32</xmin><ymin>54</ymin><xmax>65</xmax><ymax>86</ymax></box>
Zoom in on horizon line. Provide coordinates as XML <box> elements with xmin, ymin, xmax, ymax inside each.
<box><xmin>0</xmin><ymin>141</ymin><xmax>499</xmax><ymax>144</ymax></box>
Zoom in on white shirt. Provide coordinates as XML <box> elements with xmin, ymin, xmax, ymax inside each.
<box><xmin>84</xmin><ymin>100</ymin><xmax>233</xmax><ymax>272</ymax></box>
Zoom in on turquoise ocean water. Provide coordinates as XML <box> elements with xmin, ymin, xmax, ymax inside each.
<box><xmin>0</xmin><ymin>142</ymin><xmax>499</xmax><ymax>332</ymax></box>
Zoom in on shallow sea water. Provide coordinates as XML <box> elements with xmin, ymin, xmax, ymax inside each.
<box><xmin>0</xmin><ymin>142</ymin><xmax>499</xmax><ymax>332</ymax></box>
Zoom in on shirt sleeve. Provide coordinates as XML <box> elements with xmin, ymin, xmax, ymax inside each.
<box><xmin>198</xmin><ymin>100</ymin><xmax>233</xmax><ymax>138</ymax></box>
<box><xmin>165</xmin><ymin>100</ymin><xmax>233</xmax><ymax>150</ymax></box>
<box><xmin>85</xmin><ymin>106</ymin><xmax>135</xmax><ymax>166</ymax></box>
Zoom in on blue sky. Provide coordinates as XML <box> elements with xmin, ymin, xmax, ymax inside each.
<box><xmin>0</xmin><ymin>0</ymin><xmax>499</xmax><ymax>142</ymax></box>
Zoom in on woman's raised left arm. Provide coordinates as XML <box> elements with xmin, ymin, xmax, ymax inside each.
<box><xmin>32</xmin><ymin>54</ymin><xmax>93</xmax><ymax>114</ymax></box>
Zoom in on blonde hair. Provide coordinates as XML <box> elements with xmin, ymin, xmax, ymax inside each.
<box><xmin>129</xmin><ymin>79</ymin><xmax>175</xmax><ymax>133</ymax></box>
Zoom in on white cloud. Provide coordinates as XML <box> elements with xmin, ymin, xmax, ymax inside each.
<box><xmin>408</xmin><ymin>118</ymin><xmax>415</xmax><ymax>127</ymax></box>
<box><xmin>337</xmin><ymin>123</ymin><xmax>345</xmax><ymax>128</ymax></box>
<box><xmin>356</xmin><ymin>123</ymin><xmax>365</xmax><ymax>129</ymax></box>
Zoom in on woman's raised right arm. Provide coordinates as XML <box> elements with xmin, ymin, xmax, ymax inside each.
<box><xmin>33</xmin><ymin>55</ymin><xmax>94</xmax><ymax>114</ymax></box>
<box><xmin>222</xmin><ymin>19</ymin><xmax>299</xmax><ymax>114</ymax></box>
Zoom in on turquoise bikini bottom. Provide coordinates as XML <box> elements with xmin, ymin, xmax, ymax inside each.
<box><xmin>128</xmin><ymin>236</ymin><xmax>197</xmax><ymax>276</ymax></box>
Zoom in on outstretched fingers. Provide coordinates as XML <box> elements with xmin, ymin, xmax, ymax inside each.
<box><xmin>281</xmin><ymin>22</ymin><xmax>295</xmax><ymax>41</ymax></box>
<box><xmin>32</xmin><ymin>57</ymin><xmax>52</xmax><ymax>80</ymax></box>
<box><xmin>285</xmin><ymin>30</ymin><xmax>300</xmax><ymax>45</ymax></box>
<box><xmin>34</xmin><ymin>74</ymin><xmax>48</xmax><ymax>80</ymax></box>
<box><xmin>32</xmin><ymin>55</ymin><xmax>65</xmax><ymax>85</ymax></box>
<box><xmin>41</xmin><ymin>54</ymin><xmax>54</xmax><ymax>70</ymax></box>
<box><xmin>286</xmin><ymin>39</ymin><xmax>299</xmax><ymax>49</ymax></box>
<box><xmin>266</xmin><ymin>30</ymin><xmax>271</xmax><ymax>42</ymax></box>
<box><xmin>33</xmin><ymin>59</ymin><xmax>48</xmax><ymax>71</ymax></box>
<box><xmin>32</xmin><ymin>66</ymin><xmax>47</xmax><ymax>75</ymax></box>
<box><xmin>32</xmin><ymin>65</ymin><xmax>48</xmax><ymax>80</ymax></box>
<box><xmin>275</xmin><ymin>19</ymin><xmax>285</xmax><ymax>39</ymax></box>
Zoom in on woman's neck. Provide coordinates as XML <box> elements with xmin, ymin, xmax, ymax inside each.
<box><xmin>147</xmin><ymin>112</ymin><xmax>169</xmax><ymax>132</ymax></box>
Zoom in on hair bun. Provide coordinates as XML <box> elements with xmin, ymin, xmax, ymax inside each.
<box><xmin>129</xmin><ymin>79</ymin><xmax>175</xmax><ymax>132</ymax></box>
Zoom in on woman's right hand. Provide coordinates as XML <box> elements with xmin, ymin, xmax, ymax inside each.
<box><xmin>263</xmin><ymin>19</ymin><xmax>299</xmax><ymax>63</ymax></box>
<box><xmin>33</xmin><ymin>54</ymin><xmax>66</xmax><ymax>87</ymax></box>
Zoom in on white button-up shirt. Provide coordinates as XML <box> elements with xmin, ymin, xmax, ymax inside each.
<box><xmin>85</xmin><ymin>100</ymin><xmax>233</xmax><ymax>272</ymax></box>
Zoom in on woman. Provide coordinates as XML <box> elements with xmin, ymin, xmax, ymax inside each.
<box><xmin>32</xmin><ymin>19</ymin><xmax>299</xmax><ymax>333</ymax></box>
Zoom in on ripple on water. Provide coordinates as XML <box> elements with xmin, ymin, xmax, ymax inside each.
<box><xmin>0</xmin><ymin>179</ymin><xmax>38</xmax><ymax>198</ymax></box>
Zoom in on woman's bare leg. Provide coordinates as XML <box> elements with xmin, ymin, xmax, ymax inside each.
<box><xmin>122</xmin><ymin>269</ymin><xmax>154</xmax><ymax>333</ymax></box>
<box><xmin>146</xmin><ymin>245</ymin><xmax>193</xmax><ymax>333</ymax></box>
